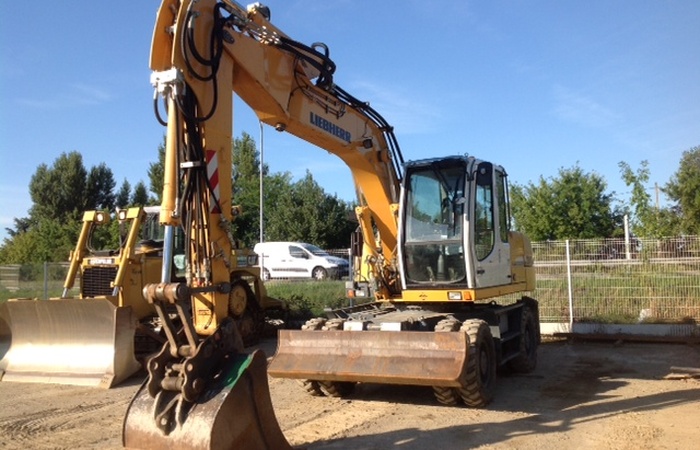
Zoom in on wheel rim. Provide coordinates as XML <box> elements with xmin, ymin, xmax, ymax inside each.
<box><xmin>479</xmin><ymin>343</ymin><xmax>492</xmax><ymax>383</ymax></box>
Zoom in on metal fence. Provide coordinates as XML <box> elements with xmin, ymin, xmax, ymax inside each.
<box><xmin>530</xmin><ymin>236</ymin><xmax>700</xmax><ymax>324</ymax></box>
<box><xmin>0</xmin><ymin>263</ymin><xmax>80</xmax><ymax>300</ymax></box>
<box><xmin>2</xmin><ymin>237</ymin><xmax>699</xmax><ymax>324</ymax></box>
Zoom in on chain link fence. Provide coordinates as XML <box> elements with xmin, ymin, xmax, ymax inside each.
<box><xmin>2</xmin><ymin>237</ymin><xmax>699</xmax><ymax>325</ymax></box>
<box><xmin>0</xmin><ymin>262</ymin><xmax>80</xmax><ymax>300</ymax></box>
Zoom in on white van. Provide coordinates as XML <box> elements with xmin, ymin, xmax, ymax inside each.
<box><xmin>253</xmin><ymin>242</ymin><xmax>349</xmax><ymax>281</ymax></box>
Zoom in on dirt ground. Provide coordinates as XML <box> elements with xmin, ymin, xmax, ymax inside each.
<box><xmin>1</xmin><ymin>339</ymin><xmax>699</xmax><ymax>450</ymax></box>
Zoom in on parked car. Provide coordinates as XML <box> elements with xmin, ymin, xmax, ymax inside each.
<box><xmin>253</xmin><ymin>242</ymin><xmax>349</xmax><ymax>281</ymax></box>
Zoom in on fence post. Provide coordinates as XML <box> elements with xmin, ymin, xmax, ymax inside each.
<box><xmin>566</xmin><ymin>240</ymin><xmax>574</xmax><ymax>329</ymax></box>
<box><xmin>43</xmin><ymin>261</ymin><xmax>49</xmax><ymax>300</ymax></box>
<box><xmin>624</xmin><ymin>214</ymin><xmax>631</xmax><ymax>260</ymax></box>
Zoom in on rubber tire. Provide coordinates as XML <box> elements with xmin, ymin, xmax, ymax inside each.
<box><xmin>432</xmin><ymin>318</ymin><xmax>462</xmax><ymax>406</ymax></box>
<box><xmin>458</xmin><ymin>319</ymin><xmax>497</xmax><ymax>407</ymax></box>
<box><xmin>262</xmin><ymin>268</ymin><xmax>271</xmax><ymax>281</ymax></box>
<box><xmin>299</xmin><ymin>380</ymin><xmax>324</xmax><ymax>396</ymax></box>
<box><xmin>300</xmin><ymin>317</ymin><xmax>330</xmax><ymax>396</ymax></box>
<box><xmin>508</xmin><ymin>306</ymin><xmax>539</xmax><ymax>373</ymax></box>
<box><xmin>312</xmin><ymin>267</ymin><xmax>328</xmax><ymax>280</ymax></box>
<box><xmin>319</xmin><ymin>380</ymin><xmax>356</xmax><ymax>397</ymax></box>
<box><xmin>229</xmin><ymin>279</ymin><xmax>264</xmax><ymax>347</ymax></box>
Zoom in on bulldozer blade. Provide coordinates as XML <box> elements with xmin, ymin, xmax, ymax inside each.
<box><xmin>123</xmin><ymin>349</ymin><xmax>293</xmax><ymax>450</ymax></box>
<box><xmin>268</xmin><ymin>330</ymin><xmax>469</xmax><ymax>387</ymax></box>
<box><xmin>0</xmin><ymin>299</ymin><xmax>140</xmax><ymax>388</ymax></box>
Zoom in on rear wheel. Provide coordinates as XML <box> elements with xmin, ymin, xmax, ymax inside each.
<box><xmin>508</xmin><ymin>305</ymin><xmax>539</xmax><ymax>373</ymax></box>
<box><xmin>312</xmin><ymin>266</ymin><xmax>328</xmax><ymax>280</ymax></box>
<box><xmin>458</xmin><ymin>319</ymin><xmax>496</xmax><ymax>407</ymax></box>
<box><xmin>298</xmin><ymin>317</ymin><xmax>355</xmax><ymax>398</ymax></box>
<box><xmin>299</xmin><ymin>380</ymin><xmax>324</xmax><ymax>396</ymax></box>
<box><xmin>228</xmin><ymin>279</ymin><xmax>264</xmax><ymax>347</ymax></box>
<box><xmin>319</xmin><ymin>380</ymin><xmax>356</xmax><ymax>397</ymax></box>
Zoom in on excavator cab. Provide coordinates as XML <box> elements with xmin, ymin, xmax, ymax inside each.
<box><xmin>399</xmin><ymin>156</ymin><xmax>527</xmax><ymax>291</ymax></box>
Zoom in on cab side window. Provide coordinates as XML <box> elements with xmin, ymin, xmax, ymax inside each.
<box><xmin>474</xmin><ymin>164</ymin><xmax>494</xmax><ymax>261</ymax></box>
<box><xmin>495</xmin><ymin>169</ymin><xmax>510</xmax><ymax>243</ymax></box>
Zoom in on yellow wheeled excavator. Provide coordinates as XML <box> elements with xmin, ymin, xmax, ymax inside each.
<box><xmin>117</xmin><ymin>1</ymin><xmax>539</xmax><ymax>448</ymax></box>
<box><xmin>7</xmin><ymin>0</ymin><xmax>545</xmax><ymax>447</ymax></box>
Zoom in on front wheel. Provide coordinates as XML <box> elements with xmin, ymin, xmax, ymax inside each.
<box><xmin>311</xmin><ymin>267</ymin><xmax>328</xmax><ymax>280</ymax></box>
<box><xmin>458</xmin><ymin>319</ymin><xmax>496</xmax><ymax>407</ymax></box>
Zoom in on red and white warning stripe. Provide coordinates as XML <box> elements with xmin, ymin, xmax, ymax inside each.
<box><xmin>206</xmin><ymin>149</ymin><xmax>221</xmax><ymax>213</ymax></box>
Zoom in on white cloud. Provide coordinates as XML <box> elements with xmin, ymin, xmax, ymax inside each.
<box><xmin>552</xmin><ymin>84</ymin><xmax>619</xmax><ymax>128</ymax></box>
<box><xmin>348</xmin><ymin>80</ymin><xmax>441</xmax><ymax>135</ymax></box>
<box><xmin>16</xmin><ymin>83</ymin><xmax>113</xmax><ymax>110</ymax></box>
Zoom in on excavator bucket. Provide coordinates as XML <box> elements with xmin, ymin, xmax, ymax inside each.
<box><xmin>269</xmin><ymin>330</ymin><xmax>469</xmax><ymax>387</ymax></box>
<box><xmin>123</xmin><ymin>349</ymin><xmax>293</xmax><ymax>450</ymax></box>
<box><xmin>0</xmin><ymin>299</ymin><xmax>140</xmax><ymax>388</ymax></box>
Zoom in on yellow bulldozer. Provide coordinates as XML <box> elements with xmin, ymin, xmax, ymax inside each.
<box><xmin>0</xmin><ymin>206</ymin><xmax>285</xmax><ymax>388</ymax></box>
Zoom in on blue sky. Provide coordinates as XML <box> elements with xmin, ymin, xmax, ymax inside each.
<box><xmin>1</xmin><ymin>1</ymin><xmax>699</xmax><ymax>242</ymax></box>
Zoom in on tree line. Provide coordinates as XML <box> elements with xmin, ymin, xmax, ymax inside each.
<box><xmin>1</xmin><ymin>137</ymin><xmax>698</xmax><ymax>264</ymax></box>
<box><xmin>0</xmin><ymin>132</ymin><xmax>355</xmax><ymax>264</ymax></box>
<box><xmin>510</xmin><ymin>145</ymin><xmax>700</xmax><ymax>240</ymax></box>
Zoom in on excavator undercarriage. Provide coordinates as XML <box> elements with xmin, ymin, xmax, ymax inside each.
<box><xmin>269</xmin><ymin>298</ymin><xmax>540</xmax><ymax>407</ymax></box>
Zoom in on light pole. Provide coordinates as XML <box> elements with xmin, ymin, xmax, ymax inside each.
<box><xmin>259</xmin><ymin>121</ymin><xmax>265</xmax><ymax>276</ymax></box>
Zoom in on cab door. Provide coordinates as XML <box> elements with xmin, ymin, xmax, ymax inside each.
<box><xmin>472</xmin><ymin>162</ymin><xmax>512</xmax><ymax>288</ymax></box>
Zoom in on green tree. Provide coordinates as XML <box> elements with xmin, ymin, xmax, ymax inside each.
<box><xmin>229</xmin><ymin>132</ymin><xmax>354</xmax><ymax>248</ymax></box>
<box><xmin>86</xmin><ymin>162</ymin><xmax>116</xmax><ymax>211</ymax></box>
<box><xmin>115</xmin><ymin>179</ymin><xmax>131</xmax><ymax>208</ymax></box>
<box><xmin>267</xmin><ymin>171</ymin><xmax>355</xmax><ymax>248</ymax></box>
<box><xmin>618</xmin><ymin>160</ymin><xmax>680</xmax><ymax>237</ymax></box>
<box><xmin>664</xmin><ymin>145</ymin><xmax>700</xmax><ymax>234</ymax></box>
<box><xmin>131</xmin><ymin>181</ymin><xmax>150</xmax><ymax>206</ymax></box>
<box><xmin>230</xmin><ymin>132</ymin><xmax>271</xmax><ymax>246</ymax></box>
<box><xmin>2</xmin><ymin>151</ymin><xmax>120</xmax><ymax>263</ymax></box>
<box><xmin>148</xmin><ymin>136</ymin><xmax>166</xmax><ymax>203</ymax></box>
<box><xmin>28</xmin><ymin>151</ymin><xmax>89</xmax><ymax>224</ymax></box>
<box><xmin>511</xmin><ymin>164</ymin><xmax>621</xmax><ymax>241</ymax></box>
<box><xmin>0</xmin><ymin>218</ymin><xmax>81</xmax><ymax>263</ymax></box>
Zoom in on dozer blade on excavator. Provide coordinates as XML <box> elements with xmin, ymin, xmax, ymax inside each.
<box><xmin>268</xmin><ymin>330</ymin><xmax>469</xmax><ymax>387</ymax></box>
<box><xmin>123</xmin><ymin>349</ymin><xmax>293</xmax><ymax>450</ymax></box>
<box><xmin>0</xmin><ymin>299</ymin><xmax>140</xmax><ymax>388</ymax></box>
